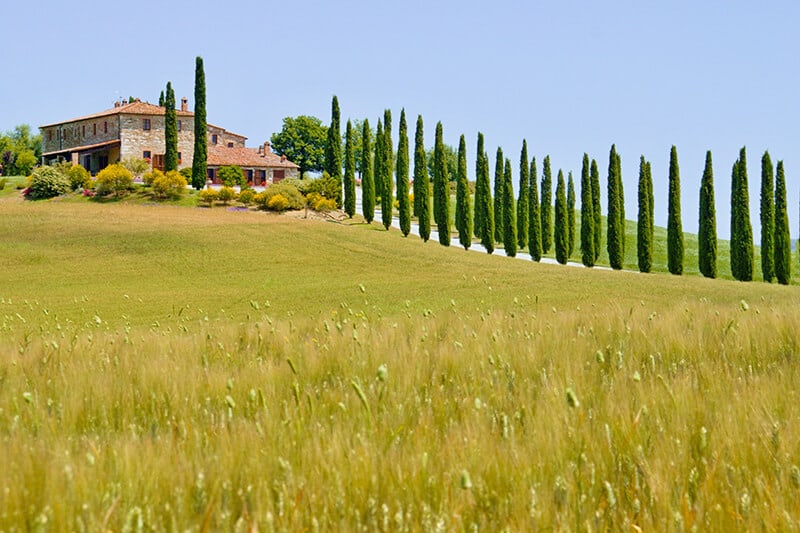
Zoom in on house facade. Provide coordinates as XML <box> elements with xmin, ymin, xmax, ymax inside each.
<box><xmin>39</xmin><ymin>99</ymin><xmax>298</xmax><ymax>183</ymax></box>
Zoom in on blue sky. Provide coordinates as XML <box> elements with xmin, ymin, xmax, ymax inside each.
<box><xmin>3</xmin><ymin>0</ymin><xmax>797</xmax><ymax>237</ymax></box>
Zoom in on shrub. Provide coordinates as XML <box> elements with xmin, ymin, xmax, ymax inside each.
<box><xmin>121</xmin><ymin>157</ymin><xmax>150</xmax><ymax>182</ymax></box>
<box><xmin>0</xmin><ymin>178</ymin><xmax>6</xmax><ymax>190</ymax></box>
<box><xmin>152</xmin><ymin>170</ymin><xmax>187</xmax><ymax>199</ymax></box>
<box><xmin>255</xmin><ymin>182</ymin><xmax>305</xmax><ymax>211</ymax></box>
<box><xmin>142</xmin><ymin>169</ymin><xmax>163</xmax><ymax>187</ymax></box>
<box><xmin>198</xmin><ymin>188</ymin><xmax>218</xmax><ymax>206</ymax></box>
<box><xmin>179</xmin><ymin>167</ymin><xmax>193</xmax><ymax>181</ymax></box>
<box><xmin>67</xmin><ymin>165</ymin><xmax>91</xmax><ymax>190</ymax></box>
<box><xmin>217</xmin><ymin>186</ymin><xmax>236</xmax><ymax>205</ymax></box>
<box><xmin>305</xmin><ymin>173</ymin><xmax>340</xmax><ymax>200</ymax></box>
<box><xmin>308</xmin><ymin>192</ymin><xmax>337</xmax><ymax>212</ymax></box>
<box><xmin>266</xmin><ymin>194</ymin><xmax>289</xmax><ymax>211</ymax></box>
<box><xmin>218</xmin><ymin>165</ymin><xmax>246</xmax><ymax>188</ymax></box>
<box><xmin>95</xmin><ymin>164</ymin><xmax>133</xmax><ymax>197</ymax></box>
<box><xmin>26</xmin><ymin>166</ymin><xmax>71</xmax><ymax>199</ymax></box>
<box><xmin>238</xmin><ymin>188</ymin><xmax>255</xmax><ymax>205</ymax></box>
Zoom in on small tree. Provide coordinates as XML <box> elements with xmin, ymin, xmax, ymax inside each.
<box><xmin>414</xmin><ymin>115</ymin><xmax>430</xmax><ymax>242</ymax></box>
<box><xmin>760</xmin><ymin>151</ymin><xmax>775</xmax><ymax>282</ymax></box>
<box><xmin>433</xmin><ymin>122</ymin><xmax>450</xmax><ymax>246</ymax></box>
<box><xmin>580</xmin><ymin>154</ymin><xmax>594</xmax><ymax>267</ymax></box>
<box><xmin>517</xmin><ymin>140</ymin><xmax>529</xmax><ymax>249</ymax></box>
<box><xmin>361</xmin><ymin>119</ymin><xmax>375</xmax><ymax>223</ymax></box>
<box><xmin>343</xmin><ymin>120</ymin><xmax>356</xmax><ymax>217</ymax></box>
<box><xmin>528</xmin><ymin>157</ymin><xmax>542</xmax><ymax>261</ymax></box>
<box><xmin>218</xmin><ymin>165</ymin><xmax>246</xmax><ymax>188</ymax></box>
<box><xmin>95</xmin><ymin>164</ymin><xmax>133</xmax><ymax>198</ymax></box>
<box><xmin>455</xmin><ymin>134</ymin><xmax>472</xmax><ymax>249</ymax></box>
<box><xmin>774</xmin><ymin>160</ymin><xmax>791</xmax><ymax>285</ymax></box>
<box><xmin>121</xmin><ymin>157</ymin><xmax>149</xmax><ymax>182</ymax></box>
<box><xmin>503</xmin><ymin>158</ymin><xmax>517</xmax><ymax>257</ymax></box>
<box><xmin>698</xmin><ymin>150</ymin><xmax>717</xmax><ymax>278</ymax></box>
<box><xmin>554</xmin><ymin>169</ymin><xmax>568</xmax><ymax>264</ymax></box>
<box><xmin>396</xmin><ymin>110</ymin><xmax>410</xmax><ymax>236</ymax></box>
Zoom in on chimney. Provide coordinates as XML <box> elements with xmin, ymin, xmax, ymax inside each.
<box><xmin>263</xmin><ymin>141</ymin><xmax>271</xmax><ymax>154</ymax></box>
<box><xmin>114</xmin><ymin>101</ymin><xmax>120</xmax><ymax>108</ymax></box>
<box><xmin>181</xmin><ymin>97</ymin><xmax>188</xmax><ymax>112</ymax></box>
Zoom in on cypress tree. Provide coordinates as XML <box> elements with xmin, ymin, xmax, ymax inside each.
<box><xmin>554</xmin><ymin>170</ymin><xmax>568</xmax><ymax>264</ymax></box>
<box><xmin>606</xmin><ymin>145</ymin><xmax>623</xmax><ymax>269</ymax></box>
<box><xmin>567</xmin><ymin>171</ymin><xmax>576</xmax><ymax>257</ymax></box>
<box><xmin>191</xmin><ymin>56</ymin><xmax>207</xmax><ymax>190</ymax></box>
<box><xmin>637</xmin><ymin>156</ymin><xmax>653</xmax><ymax>273</ymax></box>
<box><xmin>517</xmin><ymin>140</ymin><xmax>529</xmax><ymax>249</ymax></box>
<box><xmin>473</xmin><ymin>133</ymin><xmax>486</xmax><ymax>238</ymax></box>
<box><xmin>474</xmin><ymin>134</ymin><xmax>493</xmax><ymax>254</ymax></box>
<box><xmin>590</xmin><ymin>158</ymin><xmax>602</xmax><ymax>260</ymax></box>
<box><xmin>580</xmin><ymin>154</ymin><xmax>595</xmax><ymax>267</ymax></box>
<box><xmin>324</xmin><ymin>96</ymin><xmax>342</xmax><ymax>176</ymax></box>
<box><xmin>360</xmin><ymin>119</ymin><xmax>374</xmax><ymax>223</ymax></box>
<box><xmin>698</xmin><ymin>150</ymin><xmax>717</xmax><ymax>278</ymax></box>
<box><xmin>396</xmin><ymin>110</ymin><xmax>410</xmax><ymax>236</ymax></box>
<box><xmin>503</xmin><ymin>158</ymin><xmax>517</xmax><ymax>257</ymax></box>
<box><xmin>541</xmin><ymin>155</ymin><xmax>553</xmax><ymax>253</ymax></box>
<box><xmin>433</xmin><ymin>122</ymin><xmax>450</xmax><ymax>246</ymax></box>
<box><xmin>455</xmin><ymin>134</ymin><xmax>472</xmax><ymax>249</ymax></box>
<box><xmin>381</xmin><ymin>111</ymin><xmax>393</xmax><ymax>230</ymax></box>
<box><xmin>158</xmin><ymin>90</ymin><xmax>165</xmax><ymax>107</ymax></box>
<box><xmin>164</xmin><ymin>81</ymin><xmax>178</xmax><ymax>172</ymax></box>
<box><xmin>528</xmin><ymin>157</ymin><xmax>542</xmax><ymax>261</ymax></box>
<box><xmin>374</xmin><ymin>118</ymin><xmax>384</xmax><ymax>201</ymax></box>
<box><xmin>414</xmin><ymin>116</ymin><xmax>430</xmax><ymax>242</ymax></box>
<box><xmin>647</xmin><ymin>161</ymin><xmax>654</xmax><ymax>245</ymax></box>
<box><xmin>667</xmin><ymin>145</ymin><xmax>683</xmax><ymax>275</ymax></box>
<box><xmin>731</xmin><ymin>147</ymin><xmax>754</xmax><ymax>281</ymax></box>
<box><xmin>616</xmin><ymin>151</ymin><xmax>625</xmax><ymax>258</ymax></box>
<box><xmin>760</xmin><ymin>151</ymin><xmax>775</xmax><ymax>282</ymax></box>
<box><xmin>343</xmin><ymin>120</ymin><xmax>356</xmax><ymax>218</ymax></box>
<box><xmin>494</xmin><ymin>147</ymin><xmax>505</xmax><ymax>243</ymax></box>
<box><xmin>774</xmin><ymin>160</ymin><xmax>791</xmax><ymax>285</ymax></box>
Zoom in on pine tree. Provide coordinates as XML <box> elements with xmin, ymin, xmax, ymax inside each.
<box><xmin>494</xmin><ymin>147</ymin><xmax>505</xmax><ymax>243</ymax></box>
<box><xmin>396</xmin><ymin>110</ymin><xmax>410</xmax><ymax>236</ymax></box>
<box><xmin>360</xmin><ymin>119</ymin><xmax>375</xmax><ymax>223</ymax></box>
<box><xmin>455</xmin><ymin>134</ymin><xmax>472</xmax><ymax>249</ymax></box>
<box><xmin>473</xmin><ymin>133</ymin><xmax>486</xmax><ymax>238</ymax></box>
<box><xmin>414</xmin><ymin>116</ymin><xmax>430</xmax><ymax>242</ymax></box>
<box><xmin>164</xmin><ymin>81</ymin><xmax>178</xmax><ymax>172</ymax></box>
<box><xmin>503</xmin><ymin>158</ymin><xmax>517</xmax><ymax>257</ymax></box>
<box><xmin>541</xmin><ymin>155</ymin><xmax>553</xmax><ymax>253</ymax></box>
<box><xmin>528</xmin><ymin>157</ymin><xmax>542</xmax><ymax>261</ymax></box>
<box><xmin>554</xmin><ymin>170</ymin><xmax>568</xmax><ymax>265</ymax></box>
<box><xmin>667</xmin><ymin>145</ymin><xmax>683</xmax><ymax>275</ymax></box>
<box><xmin>343</xmin><ymin>120</ymin><xmax>356</xmax><ymax>218</ymax></box>
<box><xmin>698</xmin><ymin>150</ymin><xmax>717</xmax><ymax>278</ymax></box>
<box><xmin>324</xmin><ymin>96</ymin><xmax>343</xmax><ymax>206</ymax></box>
<box><xmin>731</xmin><ymin>147</ymin><xmax>754</xmax><ymax>281</ymax></box>
<box><xmin>637</xmin><ymin>156</ymin><xmax>652</xmax><ymax>273</ymax></box>
<box><xmin>590</xmin><ymin>158</ymin><xmax>601</xmax><ymax>260</ymax></box>
<box><xmin>433</xmin><ymin>122</ymin><xmax>450</xmax><ymax>246</ymax></box>
<box><xmin>760</xmin><ymin>151</ymin><xmax>775</xmax><ymax>282</ymax></box>
<box><xmin>580</xmin><ymin>154</ymin><xmax>595</xmax><ymax>267</ymax></box>
<box><xmin>774</xmin><ymin>160</ymin><xmax>791</xmax><ymax>285</ymax></box>
<box><xmin>517</xmin><ymin>140</ymin><xmax>529</xmax><ymax>249</ymax></box>
<box><xmin>567</xmin><ymin>171</ymin><xmax>576</xmax><ymax>257</ymax></box>
<box><xmin>606</xmin><ymin>145</ymin><xmax>623</xmax><ymax>269</ymax></box>
<box><xmin>474</xmin><ymin>134</ymin><xmax>493</xmax><ymax>254</ymax></box>
<box><xmin>191</xmin><ymin>56</ymin><xmax>207</xmax><ymax>190</ymax></box>
<box><xmin>381</xmin><ymin>111</ymin><xmax>393</xmax><ymax>230</ymax></box>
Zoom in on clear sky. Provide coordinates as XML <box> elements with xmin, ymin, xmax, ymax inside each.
<box><xmin>3</xmin><ymin>0</ymin><xmax>797</xmax><ymax>238</ymax></box>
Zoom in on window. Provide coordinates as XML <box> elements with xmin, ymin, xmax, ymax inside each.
<box><xmin>143</xmin><ymin>150</ymin><xmax>151</xmax><ymax>160</ymax></box>
<box><xmin>93</xmin><ymin>123</ymin><xmax>97</xmax><ymax>136</ymax></box>
<box><xmin>82</xmin><ymin>125</ymin><xmax>86</xmax><ymax>137</ymax></box>
<box><xmin>227</xmin><ymin>142</ymin><xmax>234</xmax><ymax>148</ymax></box>
<box><xmin>103</xmin><ymin>121</ymin><xmax>108</xmax><ymax>133</ymax></box>
<box><xmin>207</xmin><ymin>168</ymin><xmax>215</xmax><ymax>180</ymax></box>
<box><xmin>211</xmin><ymin>134</ymin><xmax>218</xmax><ymax>144</ymax></box>
<box><xmin>177</xmin><ymin>152</ymin><xmax>182</xmax><ymax>164</ymax></box>
<box><xmin>48</xmin><ymin>130</ymin><xmax>53</xmax><ymax>141</ymax></box>
<box><xmin>177</xmin><ymin>120</ymin><xmax>182</xmax><ymax>132</ymax></box>
<box><xmin>143</xmin><ymin>118</ymin><xmax>151</xmax><ymax>131</ymax></box>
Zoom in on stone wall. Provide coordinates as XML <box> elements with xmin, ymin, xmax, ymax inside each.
<box><xmin>120</xmin><ymin>114</ymin><xmax>195</xmax><ymax>170</ymax></box>
<box><xmin>207</xmin><ymin>124</ymin><xmax>246</xmax><ymax>148</ymax></box>
<box><xmin>41</xmin><ymin>116</ymin><xmax>120</xmax><ymax>154</ymax></box>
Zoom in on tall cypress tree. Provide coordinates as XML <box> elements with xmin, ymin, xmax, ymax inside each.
<box><xmin>760</xmin><ymin>151</ymin><xmax>775</xmax><ymax>282</ymax></box>
<box><xmin>455</xmin><ymin>134</ymin><xmax>472</xmax><ymax>249</ymax></box>
<box><xmin>191</xmin><ymin>56</ymin><xmax>207</xmax><ymax>190</ymax></box>
<box><xmin>567</xmin><ymin>171</ymin><xmax>576</xmax><ymax>257</ymax></box>
<box><xmin>529</xmin><ymin>157</ymin><xmax>542</xmax><ymax>261</ymax></box>
<box><xmin>698</xmin><ymin>150</ymin><xmax>717</xmax><ymax>278</ymax></box>
<box><xmin>637</xmin><ymin>156</ymin><xmax>653</xmax><ymax>273</ymax></box>
<box><xmin>580</xmin><ymin>154</ymin><xmax>595</xmax><ymax>267</ymax></box>
<box><xmin>381</xmin><ymin>111</ymin><xmax>393</xmax><ymax>230</ymax></box>
<box><xmin>396</xmin><ymin>110</ymin><xmax>410</xmax><ymax>236</ymax></box>
<box><xmin>414</xmin><ymin>116</ymin><xmax>430</xmax><ymax>242</ymax></box>
<box><xmin>372</xmin><ymin>119</ymin><xmax>384</xmax><ymax>221</ymax></box>
<box><xmin>324</xmin><ymin>96</ymin><xmax>342</xmax><ymax>176</ymax></box>
<box><xmin>554</xmin><ymin>170</ymin><xmax>568</xmax><ymax>265</ymax></box>
<box><xmin>343</xmin><ymin>120</ymin><xmax>356</xmax><ymax>217</ymax></box>
<box><xmin>433</xmin><ymin>122</ymin><xmax>450</xmax><ymax>246</ymax></box>
<box><xmin>164</xmin><ymin>81</ymin><xmax>178</xmax><ymax>172</ymax></box>
<box><xmin>647</xmin><ymin>161</ymin><xmax>654</xmax><ymax>246</ymax></box>
<box><xmin>360</xmin><ymin>119</ymin><xmax>374</xmax><ymax>224</ymax></box>
<box><xmin>494</xmin><ymin>147</ymin><xmax>505</xmax><ymax>243</ymax></box>
<box><xmin>606</xmin><ymin>145</ymin><xmax>623</xmax><ymax>269</ymax></box>
<box><xmin>517</xmin><ymin>140</ymin><xmax>530</xmax><ymax>249</ymax></box>
<box><xmin>503</xmin><ymin>158</ymin><xmax>517</xmax><ymax>257</ymax></box>
<box><xmin>473</xmin><ymin>133</ymin><xmax>486</xmax><ymax>238</ymax></box>
<box><xmin>476</xmin><ymin>136</ymin><xmax>494</xmax><ymax>254</ymax></box>
<box><xmin>731</xmin><ymin>147</ymin><xmax>754</xmax><ymax>281</ymax></box>
<box><xmin>590</xmin><ymin>158</ymin><xmax>601</xmax><ymax>260</ymax></box>
<box><xmin>541</xmin><ymin>155</ymin><xmax>553</xmax><ymax>253</ymax></box>
<box><xmin>159</xmin><ymin>90</ymin><xmax>165</xmax><ymax>107</ymax></box>
<box><xmin>667</xmin><ymin>145</ymin><xmax>684</xmax><ymax>275</ymax></box>
<box><xmin>774</xmin><ymin>160</ymin><xmax>791</xmax><ymax>285</ymax></box>
<box><xmin>616</xmin><ymin>151</ymin><xmax>625</xmax><ymax>258</ymax></box>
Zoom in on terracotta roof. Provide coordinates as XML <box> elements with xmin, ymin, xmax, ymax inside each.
<box><xmin>40</xmin><ymin>100</ymin><xmax>193</xmax><ymax>128</ymax></box>
<box><xmin>208</xmin><ymin>145</ymin><xmax>298</xmax><ymax>169</ymax></box>
<box><xmin>42</xmin><ymin>139</ymin><xmax>121</xmax><ymax>157</ymax></box>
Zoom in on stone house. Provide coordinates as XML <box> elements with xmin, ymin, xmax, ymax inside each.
<box><xmin>39</xmin><ymin>99</ymin><xmax>298</xmax><ymax>183</ymax></box>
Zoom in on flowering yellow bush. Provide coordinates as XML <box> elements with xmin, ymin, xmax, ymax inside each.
<box><xmin>95</xmin><ymin>164</ymin><xmax>133</xmax><ymax>197</ymax></box>
<box><xmin>152</xmin><ymin>170</ymin><xmax>187</xmax><ymax>199</ymax></box>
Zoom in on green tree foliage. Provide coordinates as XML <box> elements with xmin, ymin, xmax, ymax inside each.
<box><xmin>590</xmin><ymin>158</ymin><xmax>601</xmax><ymax>260</ymax></box>
<box><xmin>773</xmin><ymin>160</ymin><xmax>791</xmax><ymax>285</ymax></box>
<box><xmin>730</xmin><ymin>147</ymin><xmax>754</xmax><ymax>281</ymax></box>
<box><xmin>517</xmin><ymin>140</ymin><xmax>529</xmax><ymax>249</ymax></box>
<box><xmin>503</xmin><ymin>159</ymin><xmax>517</xmax><ymax>257</ymax></box>
<box><xmin>473</xmin><ymin>132</ymin><xmax>486</xmax><ymax>238</ymax></box>
<box><xmin>373</xmin><ymin>119</ymin><xmax>385</xmax><ymax>201</ymax></box>
<box><xmin>667</xmin><ymin>145</ymin><xmax>683</xmax><ymax>275</ymax></box>
<box><xmin>455</xmin><ymin>134</ymin><xmax>472</xmax><ymax>249</ymax></box>
<box><xmin>493</xmin><ymin>147</ymin><xmax>505</xmax><ymax>244</ymax></box>
<box><xmin>567</xmin><ymin>171</ymin><xmax>576</xmax><ymax>257</ymax></box>
<box><xmin>324</xmin><ymin>96</ymin><xmax>343</xmax><ymax>206</ymax></box>
<box><xmin>360</xmin><ymin>119</ymin><xmax>375</xmax><ymax>224</ymax></box>
<box><xmin>343</xmin><ymin>120</ymin><xmax>356</xmax><ymax>218</ymax></box>
<box><xmin>426</xmin><ymin>144</ymin><xmax>458</xmax><ymax>184</ymax></box>
<box><xmin>164</xmin><ymin>81</ymin><xmax>178</xmax><ymax>172</ymax></box>
<box><xmin>637</xmin><ymin>156</ymin><xmax>653</xmax><ymax>273</ymax></box>
<box><xmin>270</xmin><ymin>116</ymin><xmax>327</xmax><ymax>180</ymax></box>
<box><xmin>433</xmin><ymin>122</ymin><xmax>450</xmax><ymax>246</ymax></box>
<box><xmin>541</xmin><ymin>155</ymin><xmax>553</xmax><ymax>253</ymax></box>
<box><xmin>348</xmin><ymin>119</ymin><xmax>372</xmax><ymax>177</ymax></box>
<box><xmin>26</xmin><ymin>166</ymin><xmax>70</xmax><ymax>199</ymax></box>
<box><xmin>191</xmin><ymin>56</ymin><xmax>207</xmax><ymax>190</ymax></box>
<box><xmin>554</xmin><ymin>169</ymin><xmax>568</xmax><ymax>265</ymax></box>
<box><xmin>698</xmin><ymin>151</ymin><xmax>717</xmax><ymax>278</ymax></box>
<box><xmin>606</xmin><ymin>145</ymin><xmax>624</xmax><ymax>269</ymax></box>
<box><xmin>528</xmin><ymin>157</ymin><xmax>542</xmax><ymax>261</ymax></box>
<box><xmin>159</xmin><ymin>90</ymin><xmax>165</xmax><ymax>107</ymax></box>
<box><xmin>474</xmin><ymin>133</ymin><xmax>493</xmax><ymax>254</ymax></box>
<box><xmin>218</xmin><ymin>165</ymin><xmax>246</xmax><ymax>188</ymax></box>
<box><xmin>381</xmin><ymin>111</ymin><xmax>393</xmax><ymax>230</ymax></box>
<box><xmin>0</xmin><ymin>124</ymin><xmax>41</xmax><ymax>176</ymax></box>
<box><xmin>580</xmin><ymin>154</ymin><xmax>594</xmax><ymax>267</ymax></box>
<box><xmin>616</xmin><ymin>151</ymin><xmax>625</xmax><ymax>257</ymax></box>
<box><xmin>414</xmin><ymin>116</ymin><xmax>430</xmax><ymax>242</ymax></box>
<box><xmin>760</xmin><ymin>151</ymin><xmax>775</xmax><ymax>282</ymax></box>
<box><xmin>396</xmin><ymin>110</ymin><xmax>410</xmax><ymax>236</ymax></box>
